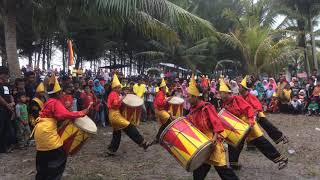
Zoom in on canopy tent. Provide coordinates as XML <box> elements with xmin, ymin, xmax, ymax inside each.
<box><xmin>158</xmin><ymin>63</ymin><xmax>201</xmax><ymax>74</ymax></box>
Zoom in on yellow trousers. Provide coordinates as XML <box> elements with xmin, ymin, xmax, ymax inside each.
<box><xmin>155</xmin><ymin>109</ymin><xmax>170</xmax><ymax>125</ymax></box>
<box><xmin>204</xmin><ymin>132</ymin><xmax>227</xmax><ymax>167</ymax></box>
<box><xmin>109</xmin><ymin>109</ymin><xmax>130</xmax><ymax>131</ymax></box>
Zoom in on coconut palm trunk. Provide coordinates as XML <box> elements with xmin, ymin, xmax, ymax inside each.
<box><xmin>297</xmin><ymin>19</ymin><xmax>311</xmax><ymax>76</ymax></box>
<box><xmin>4</xmin><ymin>0</ymin><xmax>21</xmax><ymax>78</ymax></box>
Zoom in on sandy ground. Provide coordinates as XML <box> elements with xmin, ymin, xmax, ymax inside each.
<box><xmin>1</xmin><ymin>114</ymin><xmax>320</xmax><ymax>180</ymax></box>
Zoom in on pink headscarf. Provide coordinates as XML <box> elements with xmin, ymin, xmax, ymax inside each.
<box><xmin>268</xmin><ymin>78</ymin><xmax>277</xmax><ymax>91</ymax></box>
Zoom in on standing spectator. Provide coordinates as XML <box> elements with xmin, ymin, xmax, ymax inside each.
<box><xmin>145</xmin><ymin>81</ymin><xmax>156</xmax><ymax>121</ymax></box>
<box><xmin>73</xmin><ymin>81</ymin><xmax>82</xmax><ymax>111</ymax></box>
<box><xmin>312</xmin><ymin>81</ymin><xmax>320</xmax><ymax>100</ymax></box>
<box><xmin>15</xmin><ymin>92</ymin><xmax>31</xmax><ymax>149</ymax></box>
<box><xmin>306</xmin><ymin>77</ymin><xmax>315</xmax><ymax>99</ymax></box>
<box><xmin>80</xmin><ymin>85</ymin><xmax>96</xmax><ymax>120</ymax></box>
<box><xmin>181</xmin><ymin>82</ymin><xmax>190</xmax><ymax>115</ymax></box>
<box><xmin>93</xmin><ymin>79</ymin><xmax>106</xmax><ymax>127</ymax></box>
<box><xmin>0</xmin><ymin>67</ymin><xmax>15</xmax><ymax>153</ymax></box>
<box><xmin>24</xmin><ymin>71</ymin><xmax>36</xmax><ymax>101</ymax></box>
<box><xmin>60</xmin><ymin>84</ymin><xmax>74</xmax><ymax>111</ymax></box>
<box><xmin>12</xmin><ymin>78</ymin><xmax>26</xmax><ymax>101</ymax></box>
<box><xmin>133</xmin><ymin>79</ymin><xmax>147</xmax><ymax>121</ymax></box>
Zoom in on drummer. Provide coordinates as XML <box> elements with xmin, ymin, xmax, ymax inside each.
<box><xmin>238</xmin><ymin>76</ymin><xmax>289</xmax><ymax>146</ymax></box>
<box><xmin>154</xmin><ymin>78</ymin><xmax>173</xmax><ymax>141</ymax></box>
<box><xmin>32</xmin><ymin>75</ymin><xmax>91</xmax><ymax>179</ymax></box>
<box><xmin>218</xmin><ymin>79</ymin><xmax>288</xmax><ymax>170</ymax></box>
<box><xmin>106</xmin><ymin>74</ymin><xmax>151</xmax><ymax>155</ymax></box>
<box><xmin>186</xmin><ymin>75</ymin><xmax>239</xmax><ymax>180</ymax></box>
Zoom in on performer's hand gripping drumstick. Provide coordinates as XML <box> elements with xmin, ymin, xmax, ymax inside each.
<box><xmin>82</xmin><ymin>102</ymin><xmax>93</xmax><ymax>115</ymax></box>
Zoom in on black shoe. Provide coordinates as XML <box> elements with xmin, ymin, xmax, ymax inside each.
<box><xmin>278</xmin><ymin>157</ymin><xmax>288</xmax><ymax>170</ymax></box>
<box><xmin>140</xmin><ymin>141</ymin><xmax>153</xmax><ymax>151</ymax></box>
<box><xmin>106</xmin><ymin>148</ymin><xmax>116</xmax><ymax>156</ymax></box>
<box><xmin>230</xmin><ymin>164</ymin><xmax>242</xmax><ymax>170</ymax></box>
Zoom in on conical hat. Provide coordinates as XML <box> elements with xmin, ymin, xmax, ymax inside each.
<box><xmin>112</xmin><ymin>74</ymin><xmax>121</xmax><ymax>89</ymax></box>
<box><xmin>219</xmin><ymin>78</ymin><xmax>231</xmax><ymax>93</ymax></box>
<box><xmin>187</xmin><ymin>74</ymin><xmax>200</xmax><ymax>96</ymax></box>
<box><xmin>47</xmin><ymin>75</ymin><xmax>61</xmax><ymax>94</ymax></box>
<box><xmin>240</xmin><ymin>76</ymin><xmax>248</xmax><ymax>89</ymax></box>
<box><xmin>36</xmin><ymin>82</ymin><xmax>45</xmax><ymax>93</ymax></box>
<box><xmin>159</xmin><ymin>78</ymin><xmax>166</xmax><ymax>88</ymax></box>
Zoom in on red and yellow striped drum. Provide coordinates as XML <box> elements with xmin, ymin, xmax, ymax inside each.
<box><xmin>160</xmin><ymin>117</ymin><xmax>214</xmax><ymax>172</ymax></box>
<box><xmin>168</xmin><ymin>96</ymin><xmax>184</xmax><ymax>117</ymax></box>
<box><xmin>58</xmin><ymin>116</ymin><xmax>97</xmax><ymax>155</ymax></box>
<box><xmin>218</xmin><ymin>109</ymin><xmax>250</xmax><ymax>147</ymax></box>
<box><xmin>121</xmin><ymin>94</ymin><xmax>144</xmax><ymax>125</ymax></box>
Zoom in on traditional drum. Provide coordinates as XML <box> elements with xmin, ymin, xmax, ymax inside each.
<box><xmin>218</xmin><ymin>109</ymin><xmax>250</xmax><ymax>147</ymax></box>
<box><xmin>121</xmin><ymin>94</ymin><xmax>144</xmax><ymax>125</ymax></box>
<box><xmin>58</xmin><ymin>116</ymin><xmax>97</xmax><ymax>155</ymax></box>
<box><xmin>168</xmin><ymin>96</ymin><xmax>184</xmax><ymax>117</ymax></box>
<box><xmin>160</xmin><ymin>117</ymin><xmax>214</xmax><ymax>172</ymax></box>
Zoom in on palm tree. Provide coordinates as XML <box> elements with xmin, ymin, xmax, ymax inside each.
<box><xmin>0</xmin><ymin>0</ymin><xmax>20</xmax><ymax>78</ymax></box>
<box><xmin>219</xmin><ymin>26</ymin><xmax>300</xmax><ymax>75</ymax></box>
<box><xmin>273</xmin><ymin>0</ymin><xmax>320</xmax><ymax>75</ymax></box>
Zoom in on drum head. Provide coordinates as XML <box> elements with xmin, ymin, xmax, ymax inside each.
<box><xmin>74</xmin><ymin>116</ymin><xmax>98</xmax><ymax>134</ymax></box>
<box><xmin>168</xmin><ymin>96</ymin><xmax>184</xmax><ymax>105</ymax></box>
<box><xmin>123</xmin><ymin>94</ymin><xmax>144</xmax><ymax>107</ymax></box>
<box><xmin>187</xmin><ymin>142</ymin><xmax>214</xmax><ymax>172</ymax></box>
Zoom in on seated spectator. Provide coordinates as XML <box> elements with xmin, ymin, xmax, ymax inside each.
<box><xmin>290</xmin><ymin>96</ymin><xmax>302</xmax><ymax>114</ymax></box>
<box><xmin>265</xmin><ymin>84</ymin><xmax>275</xmax><ymax>106</ymax></box>
<box><xmin>307</xmin><ymin>97</ymin><xmax>319</xmax><ymax>116</ymax></box>
<box><xmin>268</xmin><ymin>93</ymin><xmax>279</xmax><ymax>113</ymax></box>
<box><xmin>298</xmin><ymin>90</ymin><xmax>307</xmax><ymax>112</ymax></box>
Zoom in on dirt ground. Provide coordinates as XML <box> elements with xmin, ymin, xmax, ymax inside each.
<box><xmin>1</xmin><ymin>114</ymin><xmax>320</xmax><ymax>180</ymax></box>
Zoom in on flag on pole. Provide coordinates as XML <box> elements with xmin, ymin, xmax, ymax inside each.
<box><xmin>67</xmin><ymin>39</ymin><xmax>74</xmax><ymax>66</ymax></box>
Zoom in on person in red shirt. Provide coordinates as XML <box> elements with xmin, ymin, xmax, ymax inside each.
<box><xmin>106</xmin><ymin>74</ymin><xmax>151</xmax><ymax>155</ymax></box>
<box><xmin>187</xmin><ymin>75</ymin><xmax>239</xmax><ymax>180</ymax></box>
<box><xmin>239</xmin><ymin>77</ymin><xmax>288</xmax><ymax>145</ymax></box>
<box><xmin>80</xmin><ymin>85</ymin><xmax>96</xmax><ymax>119</ymax></box>
<box><xmin>219</xmin><ymin>79</ymin><xmax>288</xmax><ymax>170</ymax></box>
<box><xmin>60</xmin><ymin>84</ymin><xmax>74</xmax><ymax>111</ymax></box>
<box><xmin>153</xmin><ymin>78</ymin><xmax>173</xmax><ymax>142</ymax></box>
<box><xmin>32</xmin><ymin>75</ymin><xmax>90</xmax><ymax>179</ymax></box>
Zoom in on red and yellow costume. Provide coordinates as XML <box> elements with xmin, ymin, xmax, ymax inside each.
<box><xmin>187</xmin><ymin>101</ymin><xmax>226</xmax><ymax>166</ymax></box>
<box><xmin>107</xmin><ymin>91</ymin><xmax>130</xmax><ymax>131</ymax></box>
<box><xmin>240</xmin><ymin>77</ymin><xmax>287</xmax><ymax>144</ymax></box>
<box><xmin>222</xmin><ymin>95</ymin><xmax>263</xmax><ymax>142</ymax></box>
<box><xmin>187</xmin><ymin>75</ymin><xmax>238</xmax><ymax>180</ymax></box>
<box><xmin>34</xmin><ymin>98</ymin><xmax>85</xmax><ymax>151</ymax></box>
<box><xmin>154</xmin><ymin>79</ymin><xmax>170</xmax><ymax>125</ymax></box>
<box><xmin>33</xmin><ymin>75</ymin><xmax>87</xmax><ymax>180</ymax></box>
<box><xmin>221</xmin><ymin>78</ymin><xmax>287</xmax><ymax>170</ymax></box>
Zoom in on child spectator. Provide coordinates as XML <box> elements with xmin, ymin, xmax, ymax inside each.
<box><xmin>13</xmin><ymin>78</ymin><xmax>26</xmax><ymax>101</ymax></box>
<box><xmin>298</xmin><ymin>90</ymin><xmax>306</xmax><ymax>112</ymax></box>
<box><xmin>15</xmin><ymin>92</ymin><xmax>31</xmax><ymax>149</ymax></box>
<box><xmin>265</xmin><ymin>84</ymin><xmax>275</xmax><ymax>106</ymax></box>
<box><xmin>268</xmin><ymin>93</ymin><xmax>279</xmax><ymax>113</ymax></box>
<box><xmin>307</xmin><ymin>97</ymin><xmax>319</xmax><ymax>116</ymax></box>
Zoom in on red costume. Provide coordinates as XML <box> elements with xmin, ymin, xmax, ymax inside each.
<box><xmin>107</xmin><ymin>91</ymin><xmax>122</xmax><ymax>110</ymax></box>
<box><xmin>187</xmin><ymin>101</ymin><xmax>224</xmax><ymax>134</ymax></box>
<box><xmin>154</xmin><ymin>91</ymin><xmax>168</xmax><ymax>110</ymax></box>
<box><xmin>242</xmin><ymin>92</ymin><xmax>263</xmax><ymax>112</ymax></box>
<box><xmin>222</xmin><ymin>95</ymin><xmax>255</xmax><ymax>126</ymax></box>
<box><xmin>40</xmin><ymin>98</ymin><xmax>84</xmax><ymax>120</ymax></box>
